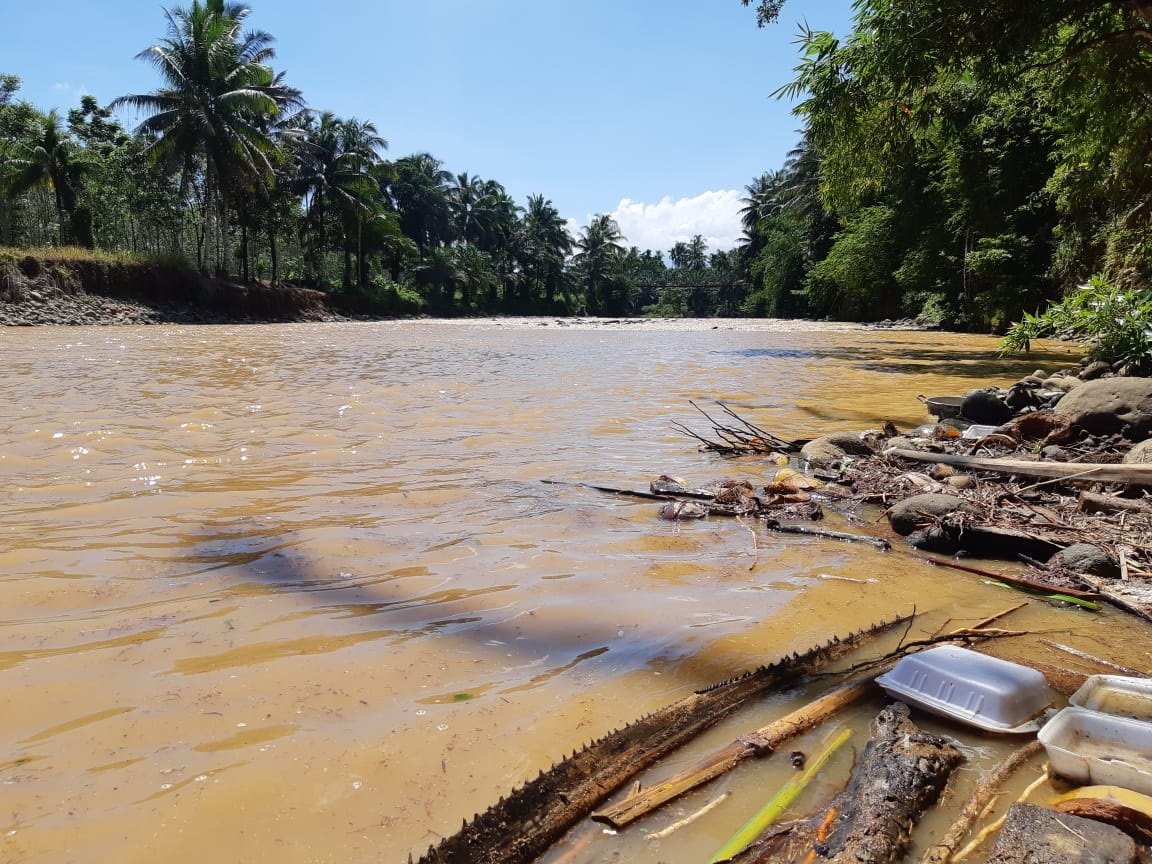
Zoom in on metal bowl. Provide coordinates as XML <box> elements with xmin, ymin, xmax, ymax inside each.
<box><xmin>918</xmin><ymin>395</ymin><xmax>965</xmax><ymax>419</ymax></box>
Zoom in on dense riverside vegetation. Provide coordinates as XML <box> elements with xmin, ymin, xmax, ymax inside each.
<box><xmin>0</xmin><ymin>1</ymin><xmax>739</xmax><ymax>318</ymax></box>
<box><xmin>3</xmin><ymin>0</ymin><xmax>1150</xmax><ymax>337</ymax></box>
<box><xmin>739</xmin><ymin>0</ymin><xmax>1152</xmax><ymax>341</ymax></box>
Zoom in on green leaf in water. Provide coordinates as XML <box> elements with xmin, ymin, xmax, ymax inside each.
<box><xmin>981</xmin><ymin>579</ymin><xmax>1100</xmax><ymax>611</ymax></box>
<box><xmin>452</xmin><ymin>692</ymin><xmax>473</xmax><ymax>702</ymax></box>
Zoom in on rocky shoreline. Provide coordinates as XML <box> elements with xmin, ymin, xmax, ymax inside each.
<box><xmin>793</xmin><ymin>365</ymin><xmax>1152</xmax><ymax>619</ymax></box>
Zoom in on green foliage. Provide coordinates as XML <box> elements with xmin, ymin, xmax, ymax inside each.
<box><xmin>804</xmin><ymin>206</ymin><xmax>900</xmax><ymax>320</ymax></box>
<box><xmin>1001</xmin><ymin>275</ymin><xmax>1152</xmax><ymax>372</ymax></box>
<box><xmin>357</xmin><ymin>279</ymin><xmax>424</xmax><ymax>316</ymax></box>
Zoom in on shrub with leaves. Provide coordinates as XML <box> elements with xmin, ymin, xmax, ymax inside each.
<box><xmin>1001</xmin><ymin>275</ymin><xmax>1152</xmax><ymax>372</ymax></box>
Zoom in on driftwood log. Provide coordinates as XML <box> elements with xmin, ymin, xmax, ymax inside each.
<box><xmin>734</xmin><ymin>702</ymin><xmax>964</xmax><ymax>864</ymax></box>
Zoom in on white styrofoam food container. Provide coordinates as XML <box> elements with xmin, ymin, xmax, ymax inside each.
<box><xmin>1070</xmin><ymin>674</ymin><xmax>1152</xmax><ymax>723</ymax></box>
<box><xmin>961</xmin><ymin>424</ymin><xmax>1002</xmax><ymax>440</ymax></box>
<box><xmin>875</xmin><ymin>645</ymin><xmax>1055</xmax><ymax>733</ymax></box>
<box><xmin>1039</xmin><ymin>706</ymin><xmax>1152</xmax><ymax>794</ymax></box>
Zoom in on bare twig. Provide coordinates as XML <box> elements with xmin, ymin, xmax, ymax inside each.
<box><xmin>645</xmin><ymin>791</ymin><xmax>731</xmax><ymax>841</ymax></box>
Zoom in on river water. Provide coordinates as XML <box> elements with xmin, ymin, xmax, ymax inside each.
<box><xmin>2</xmin><ymin>319</ymin><xmax>1148</xmax><ymax>864</ymax></box>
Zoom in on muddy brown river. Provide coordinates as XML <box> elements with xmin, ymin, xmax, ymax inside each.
<box><xmin>3</xmin><ymin>319</ymin><xmax>1149</xmax><ymax>864</ymax></box>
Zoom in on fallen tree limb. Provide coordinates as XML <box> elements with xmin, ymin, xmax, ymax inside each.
<box><xmin>920</xmin><ymin>740</ymin><xmax>1044</xmax><ymax>864</ymax></box>
<box><xmin>886</xmin><ymin>449</ymin><xmax>1152</xmax><ymax>486</ymax></box>
<box><xmin>765</xmin><ymin>519</ymin><xmax>891</xmax><ymax>550</ymax></box>
<box><xmin>646</xmin><ymin>791</ymin><xmax>731</xmax><ymax>841</ymax></box>
<box><xmin>737</xmin><ymin>703</ymin><xmax>964</xmax><ymax>864</ymax></box>
<box><xmin>411</xmin><ymin>615</ymin><xmax>913</xmax><ymax>864</ymax></box>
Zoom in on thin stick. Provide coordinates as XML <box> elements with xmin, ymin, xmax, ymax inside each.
<box><xmin>645</xmin><ymin>791</ymin><xmax>731</xmax><ymax>841</ymax></box>
<box><xmin>1039</xmin><ymin>639</ymin><xmax>1145</xmax><ymax>676</ymax></box>
<box><xmin>930</xmin><ymin>603</ymin><xmax>1027</xmax><ymax>639</ymax></box>
<box><xmin>766</xmin><ymin>520</ymin><xmax>891</xmax><ymax>550</ymax></box>
<box><xmin>739</xmin><ymin>516</ymin><xmax>760</xmax><ymax>571</ymax></box>
<box><xmin>541</xmin><ymin>479</ymin><xmax>670</xmax><ymax>502</ymax></box>
<box><xmin>953</xmin><ymin>766</ymin><xmax>1050</xmax><ymax>862</ymax></box>
<box><xmin>920</xmin><ymin>740</ymin><xmax>1044</xmax><ymax>864</ymax></box>
<box><xmin>914</xmin><ymin>553</ymin><xmax>1100</xmax><ymax>599</ymax></box>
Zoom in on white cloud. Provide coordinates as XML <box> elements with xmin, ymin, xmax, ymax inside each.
<box><xmin>600</xmin><ymin>190</ymin><xmax>744</xmax><ymax>254</ymax></box>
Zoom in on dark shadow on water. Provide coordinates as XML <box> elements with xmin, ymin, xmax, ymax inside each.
<box><xmin>714</xmin><ymin>343</ymin><xmax>1076</xmax><ymax>379</ymax></box>
<box><xmin>175</xmin><ymin>517</ymin><xmax>754</xmax><ymax>694</ymax></box>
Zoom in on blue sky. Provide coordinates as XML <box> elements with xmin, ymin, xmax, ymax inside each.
<box><xmin>3</xmin><ymin>0</ymin><xmax>854</xmax><ymax>251</ymax></box>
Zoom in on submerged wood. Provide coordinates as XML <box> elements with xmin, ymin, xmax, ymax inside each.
<box><xmin>920</xmin><ymin>740</ymin><xmax>1044</xmax><ymax>864</ymax></box>
<box><xmin>411</xmin><ymin>615</ymin><xmax>913</xmax><ymax>864</ymax></box>
<box><xmin>593</xmin><ymin>674</ymin><xmax>878</xmax><ymax>830</ymax></box>
<box><xmin>887</xmin><ymin>448</ymin><xmax>1152</xmax><ymax>486</ymax></box>
<box><xmin>737</xmin><ymin>702</ymin><xmax>964</xmax><ymax>864</ymax></box>
<box><xmin>765</xmin><ymin>519</ymin><xmax>892</xmax><ymax>550</ymax></box>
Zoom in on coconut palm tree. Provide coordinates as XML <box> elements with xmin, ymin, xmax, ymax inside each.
<box><xmin>113</xmin><ymin>0</ymin><xmax>301</xmax><ymax>273</ymax></box>
<box><xmin>291</xmin><ymin>111</ymin><xmax>387</xmax><ymax>287</ymax></box>
<box><xmin>385</xmin><ymin>153</ymin><xmax>453</xmax><ymax>255</ymax></box>
<box><xmin>518</xmin><ymin>194</ymin><xmax>573</xmax><ymax>305</ymax></box>
<box><xmin>573</xmin><ymin>214</ymin><xmax>624</xmax><ymax>313</ymax></box>
<box><xmin>2</xmin><ymin>109</ymin><xmax>93</xmax><ymax>247</ymax></box>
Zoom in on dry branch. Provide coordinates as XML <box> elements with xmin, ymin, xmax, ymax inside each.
<box><xmin>1039</xmin><ymin>639</ymin><xmax>1146</xmax><ymax>676</ymax></box>
<box><xmin>914</xmin><ymin>553</ymin><xmax>1100</xmax><ymax>599</ymax></box>
<box><xmin>1079</xmin><ymin>491</ymin><xmax>1152</xmax><ymax>515</ymax></box>
<box><xmin>765</xmin><ymin>519</ymin><xmax>891</xmax><ymax>550</ymax></box>
<box><xmin>887</xmin><ymin>449</ymin><xmax>1152</xmax><ymax>486</ymax></box>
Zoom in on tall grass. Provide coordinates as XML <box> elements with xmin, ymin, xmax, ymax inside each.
<box><xmin>0</xmin><ymin>246</ymin><xmax>193</xmax><ymax>269</ymax></box>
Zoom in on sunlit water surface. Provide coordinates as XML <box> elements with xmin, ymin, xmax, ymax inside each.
<box><xmin>2</xmin><ymin>319</ymin><xmax>1147</xmax><ymax>864</ymax></box>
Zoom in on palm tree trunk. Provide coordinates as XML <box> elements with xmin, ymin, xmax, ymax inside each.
<box><xmin>241</xmin><ymin>223</ymin><xmax>249</xmax><ymax>282</ymax></box>
<box><xmin>342</xmin><ymin>237</ymin><xmax>352</xmax><ymax>289</ymax></box>
<box><xmin>270</xmin><ymin>229</ymin><xmax>279</xmax><ymax>284</ymax></box>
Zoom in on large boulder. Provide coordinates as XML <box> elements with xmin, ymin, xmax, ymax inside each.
<box><xmin>887</xmin><ymin>493</ymin><xmax>979</xmax><ymax>535</ymax></box>
<box><xmin>1053</xmin><ymin>376</ymin><xmax>1152</xmax><ymax>438</ymax></box>
<box><xmin>800</xmin><ymin>433</ymin><xmax>874</xmax><ymax>463</ymax></box>
<box><xmin>1050</xmin><ymin>543</ymin><xmax>1120</xmax><ymax>578</ymax></box>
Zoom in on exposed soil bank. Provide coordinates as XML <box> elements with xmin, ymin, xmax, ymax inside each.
<box><xmin>0</xmin><ymin>252</ymin><xmax>331</xmax><ymax>325</ymax></box>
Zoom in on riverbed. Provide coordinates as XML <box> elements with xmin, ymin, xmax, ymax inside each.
<box><xmin>2</xmin><ymin>319</ymin><xmax>1147</xmax><ymax>863</ymax></box>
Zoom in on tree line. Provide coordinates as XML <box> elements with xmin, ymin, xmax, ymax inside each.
<box><xmin>737</xmin><ymin>0</ymin><xmax>1152</xmax><ymax>333</ymax></box>
<box><xmin>0</xmin><ymin>1</ymin><xmax>747</xmax><ymax>318</ymax></box>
